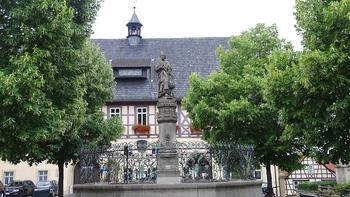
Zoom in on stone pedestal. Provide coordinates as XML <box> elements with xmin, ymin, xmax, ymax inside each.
<box><xmin>157</xmin><ymin>151</ymin><xmax>181</xmax><ymax>184</ymax></box>
<box><xmin>156</xmin><ymin>97</ymin><xmax>180</xmax><ymax>184</ymax></box>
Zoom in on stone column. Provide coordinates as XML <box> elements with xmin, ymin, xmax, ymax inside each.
<box><xmin>156</xmin><ymin>97</ymin><xmax>180</xmax><ymax>184</ymax></box>
<box><xmin>336</xmin><ymin>164</ymin><xmax>350</xmax><ymax>184</ymax></box>
<box><xmin>278</xmin><ymin>170</ymin><xmax>289</xmax><ymax>197</ymax></box>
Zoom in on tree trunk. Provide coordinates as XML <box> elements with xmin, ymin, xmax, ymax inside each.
<box><xmin>58</xmin><ymin>161</ymin><xmax>64</xmax><ymax>197</ymax></box>
<box><xmin>266</xmin><ymin>163</ymin><xmax>274</xmax><ymax>197</ymax></box>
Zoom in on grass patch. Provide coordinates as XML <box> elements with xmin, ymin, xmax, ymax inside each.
<box><xmin>298</xmin><ymin>180</ymin><xmax>337</xmax><ymax>191</ymax></box>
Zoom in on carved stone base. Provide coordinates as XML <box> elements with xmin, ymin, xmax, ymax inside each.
<box><xmin>157</xmin><ymin>97</ymin><xmax>177</xmax><ymax>123</ymax></box>
<box><xmin>157</xmin><ymin>151</ymin><xmax>180</xmax><ymax>184</ymax></box>
<box><xmin>158</xmin><ymin>123</ymin><xmax>176</xmax><ymax>146</ymax></box>
<box><xmin>156</xmin><ymin>96</ymin><xmax>180</xmax><ymax>184</ymax></box>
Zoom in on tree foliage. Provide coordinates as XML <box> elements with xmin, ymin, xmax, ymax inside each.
<box><xmin>264</xmin><ymin>0</ymin><xmax>350</xmax><ymax>164</ymax></box>
<box><xmin>183</xmin><ymin>24</ymin><xmax>302</xmax><ymax>196</ymax></box>
<box><xmin>0</xmin><ymin>0</ymin><xmax>122</xmax><ymax>195</ymax></box>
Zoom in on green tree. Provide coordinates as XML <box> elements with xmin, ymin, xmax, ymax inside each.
<box><xmin>183</xmin><ymin>24</ymin><xmax>302</xmax><ymax>197</ymax></box>
<box><xmin>264</xmin><ymin>0</ymin><xmax>350</xmax><ymax>164</ymax></box>
<box><xmin>0</xmin><ymin>1</ymin><xmax>123</xmax><ymax>196</ymax></box>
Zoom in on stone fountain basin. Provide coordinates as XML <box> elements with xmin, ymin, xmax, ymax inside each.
<box><xmin>73</xmin><ymin>180</ymin><xmax>262</xmax><ymax>197</ymax></box>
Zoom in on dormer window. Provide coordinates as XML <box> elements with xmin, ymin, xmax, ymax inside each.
<box><xmin>119</xmin><ymin>68</ymin><xmax>142</xmax><ymax>76</ymax></box>
<box><xmin>116</xmin><ymin>68</ymin><xmax>147</xmax><ymax>79</ymax></box>
<box><xmin>112</xmin><ymin>59</ymin><xmax>151</xmax><ymax>80</ymax></box>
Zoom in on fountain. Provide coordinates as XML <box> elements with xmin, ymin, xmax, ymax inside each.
<box><xmin>73</xmin><ymin>53</ymin><xmax>262</xmax><ymax>197</ymax></box>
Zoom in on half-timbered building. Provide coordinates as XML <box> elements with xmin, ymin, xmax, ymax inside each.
<box><xmin>93</xmin><ymin>9</ymin><xmax>229</xmax><ymax>141</ymax></box>
<box><xmin>283</xmin><ymin>158</ymin><xmax>336</xmax><ymax>196</ymax></box>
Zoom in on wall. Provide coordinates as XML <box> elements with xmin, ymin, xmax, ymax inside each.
<box><xmin>74</xmin><ymin>180</ymin><xmax>263</xmax><ymax>197</ymax></box>
<box><xmin>106</xmin><ymin>103</ymin><xmax>193</xmax><ymax>138</ymax></box>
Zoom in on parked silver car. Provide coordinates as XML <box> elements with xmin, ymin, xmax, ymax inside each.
<box><xmin>36</xmin><ymin>180</ymin><xmax>58</xmax><ymax>197</ymax></box>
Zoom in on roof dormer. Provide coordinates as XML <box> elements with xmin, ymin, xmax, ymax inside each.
<box><xmin>112</xmin><ymin>59</ymin><xmax>151</xmax><ymax>79</ymax></box>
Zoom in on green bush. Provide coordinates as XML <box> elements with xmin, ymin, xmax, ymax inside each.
<box><xmin>298</xmin><ymin>182</ymin><xmax>318</xmax><ymax>191</ymax></box>
<box><xmin>318</xmin><ymin>180</ymin><xmax>337</xmax><ymax>187</ymax></box>
<box><xmin>298</xmin><ymin>180</ymin><xmax>337</xmax><ymax>191</ymax></box>
<box><xmin>336</xmin><ymin>183</ymin><xmax>350</xmax><ymax>194</ymax></box>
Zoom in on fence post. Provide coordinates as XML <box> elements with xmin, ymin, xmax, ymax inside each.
<box><xmin>209</xmin><ymin>146</ymin><xmax>213</xmax><ymax>180</ymax></box>
<box><xmin>124</xmin><ymin>145</ymin><xmax>129</xmax><ymax>183</ymax></box>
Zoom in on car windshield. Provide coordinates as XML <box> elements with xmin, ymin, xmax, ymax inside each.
<box><xmin>9</xmin><ymin>182</ymin><xmax>23</xmax><ymax>186</ymax></box>
<box><xmin>37</xmin><ymin>182</ymin><xmax>50</xmax><ymax>186</ymax></box>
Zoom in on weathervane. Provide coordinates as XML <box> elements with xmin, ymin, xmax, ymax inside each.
<box><xmin>132</xmin><ymin>0</ymin><xmax>138</xmax><ymax>10</ymax></box>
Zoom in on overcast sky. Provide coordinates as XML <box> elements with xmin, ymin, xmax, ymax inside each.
<box><xmin>92</xmin><ymin>0</ymin><xmax>303</xmax><ymax>50</ymax></box>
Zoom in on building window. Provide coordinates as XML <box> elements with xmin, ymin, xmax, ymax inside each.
<box><xmin>137</xmin><ymin>107</ymin><xmax>147</xmax><ymax>125</ymax></box>
<box><xmin>38</xmin><ymin>171</ymin><xmax>48</xmax><ymax>182</ymax></box>
<box><xmin>119</xmin><ymin>68</ymin><xmax>142</xmax><ymax>76</ymax></box>
<box><xmin>4</xmin><ymin>171</ymin><xmax>14</xmax><ymax>185</ymax></box>
<box><xmin>307</xmin><ymin>165</ymin><xmax>315</xmax><ymax>175</ymax></box>
<box><xmin>115</xmin><ymin>68</ymin><xmax>147</xmax><ymax>79</ymax></box>
<box><xmin>110</xmin><ymin>108</ymin><xmax>121</xmax><ymax>118</ymax></box>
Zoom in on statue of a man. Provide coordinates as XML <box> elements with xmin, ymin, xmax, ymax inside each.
<box><xmin>155</xmin><ymin>53</ymin><xmax>175</xmax><ymax>98</ymax></box>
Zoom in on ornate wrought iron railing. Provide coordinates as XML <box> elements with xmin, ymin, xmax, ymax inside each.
<box><xmin>75</xmin><ymin>141</ymin><xmax>256</xmax><ymax>184</ymax></box>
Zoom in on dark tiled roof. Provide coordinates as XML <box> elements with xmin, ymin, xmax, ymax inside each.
<box><xmin>112</xmin><ymin>59</ymin><xmax>151</xmax><ymax>68</ymax></box>
<box><xmin>92</xmin><ymin>37</ymin><xmax>229</xmax><ymax>102</ymax></box>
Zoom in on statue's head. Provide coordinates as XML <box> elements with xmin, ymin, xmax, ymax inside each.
<box><xmin>160</xmin><ymin>52</ymin><xmax>166</xmax><ymax>60</ymax></box>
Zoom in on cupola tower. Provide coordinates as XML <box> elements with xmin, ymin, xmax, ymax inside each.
<box><xmin>126</xmin><ymin>7</ymin><xmax>142</xmax><ymax>46</ymax></box>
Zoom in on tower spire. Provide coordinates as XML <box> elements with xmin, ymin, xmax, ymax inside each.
<box><xmin>126</xmin><ymin>6</ymin><xmax>142</xmax><ymax>46</ymax></box>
